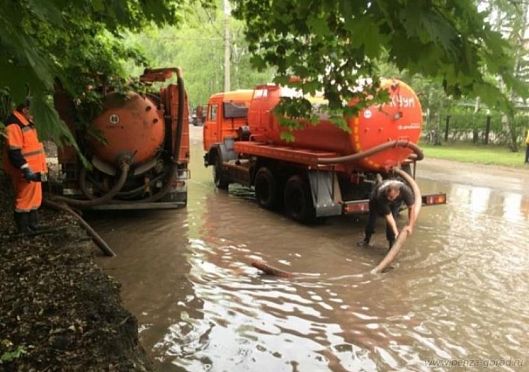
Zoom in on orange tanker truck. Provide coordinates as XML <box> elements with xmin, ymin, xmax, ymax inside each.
<box><xmin>203</xmin><ymin>79</ymin><xmax>446</xmax><ymax>222</ymax></box>
<box><xmin>51</xmin><ymin>67</ymin><xmax>190</xmax><ymax>209</ymax></box>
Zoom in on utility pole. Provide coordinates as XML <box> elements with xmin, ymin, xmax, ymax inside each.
<box><xmin>223</xmin><ymin>0</ymin><xmax>231</xmax><ymax>92</ymax></box>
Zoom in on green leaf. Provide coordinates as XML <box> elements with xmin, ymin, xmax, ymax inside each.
<box><xmin>345</xmin><ymin>15</ymin><xmax>384</xmax><ymax>58</ymax></box>
<box><xmin>27</xmin><ymin>0</ymin><xmax>64</xmax><ymax>26</ymax></box>
<box><xmin>31</xmin><ymin>93</ymin><xmax>90</xmax><ymax>167</ymax></box>
<box><xmin>92</xmin><ymin>0</ymin><xmax>105</xmax><ymax>12</ymax></box>
<box><xmin>400</xmin><ymin>6</ymin><xmax>457</xmax><ymax>55</ymax></box>
<box><xmin>1</xmin><ymin>346</ymin><xmax>26</xmax><ymax>363</ymax></box>
<box><xmin>307</xmin><ymin>15</ymin><xmax>330</xmax><ymax>37</ymax></box>
<box><xmin>0</xmin><ymin>62</ymin><xmax>47</xmax><ymax>105</ymax></box>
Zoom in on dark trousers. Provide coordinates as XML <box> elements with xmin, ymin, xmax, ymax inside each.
<box><xmin>365</xmin><ymin>202</ymin><xmax>401</xmax><ymax>243</ymax></box>
<box><xmin>525</xmin><ymin>145</ymin><xmax>529</xmax><ymax>163</ymax></box>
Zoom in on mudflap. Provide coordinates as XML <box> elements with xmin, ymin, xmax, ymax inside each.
<box><xmin>307</xmin><ymin>170</ymin><xmax>343</xmax><ymax>217</ymax></box>
<box><xmin>160</xmin><ymin>167</ymin><xmax>189</xmax><ymax>206</ymax></box>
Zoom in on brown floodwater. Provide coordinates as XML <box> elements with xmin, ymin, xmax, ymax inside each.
<box><xmin>92</xmin><ymin>127</ymin><xmax>529</xmax><ymax>371</ymax></box>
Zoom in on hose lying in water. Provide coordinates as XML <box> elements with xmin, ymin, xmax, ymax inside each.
<box><xmin>317</xmin><ymin>140</ymin><xmax>424</xmax><ymax>165</ymax></box>
<box><xmin>43</xmin><ymin>199</ymin><xmax>116</xmax><ymax>257</ymax></box>
<box><xmin>371</xmin><ymin>167</ymin><xmax>422</xmax><ymax>274</ymax></box>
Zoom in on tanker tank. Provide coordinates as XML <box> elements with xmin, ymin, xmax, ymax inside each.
<box><xmin>247</xmin><ymin>79</ymin><xmax>422</xmax><ymax>172</ymax></box>
<box><xmin>88</xmin><ymin>92</ymin><xmax>165</xmax><ymax>174</ymax></box>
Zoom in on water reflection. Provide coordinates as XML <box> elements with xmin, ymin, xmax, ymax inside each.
<box><xmin>503</xmin><ymin>193</ymin><xmax>525</xmax><ymax>222</ymax></box>
<box><xmin>442</xmin><ymin>182</ymin><xmax>529</xmax><ymax>223</ymax></box>
<box><xmin>91</xmin><ymin>129</ymin><xmax>529</xmax><ymax>371</ymax></box>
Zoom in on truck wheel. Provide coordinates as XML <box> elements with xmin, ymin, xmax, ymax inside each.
<box><xmin>255</xmin><ymin>167</ymin><xmax>279</xmax><ymax>209</ymax></box>
<box><xmin>284</xmin><ymin>175</ymin><xmax>315</xmax><ymax>223</ymax></box>
<box><xmin>213</xmin><ymin>157</ymin><xmax>229</xmax><ymax>190</ymax></box>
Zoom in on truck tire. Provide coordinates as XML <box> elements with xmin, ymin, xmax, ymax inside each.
<box><xmin>284</xmin><ymin>174</ymin><xmax>315</xmax><ymax>223</ymax></box>
<box><xmin>255</xmin><ymin>167</ymin><xmax>279</xmax><ymax>209</ymax></box>
<box><xmin>213</xmin><ymin>157</ymin><xmax>229</xmax><ymax>190</ymax></box>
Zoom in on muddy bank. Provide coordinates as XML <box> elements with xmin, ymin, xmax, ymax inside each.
<box><xmin>0</xmin><ymin>173</ymin><xmax>152</xmax><ymax>371</ymax></box>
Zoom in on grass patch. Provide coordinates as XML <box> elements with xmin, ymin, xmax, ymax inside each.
<box><xmin>420</xmin><ymin>142</ymin><xmax>527</xmax><ymax>168</ymax></box>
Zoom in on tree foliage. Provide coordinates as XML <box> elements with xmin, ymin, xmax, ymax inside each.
<box><xmin>481</xmin><ymin>0</ymin><xmax>529</xmax><ymax>150</ymax></box>
<box><xmin>2</xmin><ymin>0</ymin><xmax>528</xmax><ymax>149</ymax></box>
<box><xmin>0</xmin><ymin>0</ymin><xmax>211</xmax><ymax>141</ymax></box>
<box><xmin>231</xmin><ymin>0</ymin><xmax>529</xmax><ymax>119</ymax></box>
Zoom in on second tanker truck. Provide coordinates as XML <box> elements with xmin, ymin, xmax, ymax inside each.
<box><xmin>202</xmin><ymin>79</ymin><xmax>445</xmax><ymax>223</ymax></box>
<box><xmin>51</xmin><ymin>67</ymin><xmax>190</xmax><ymax>210</ymax></box>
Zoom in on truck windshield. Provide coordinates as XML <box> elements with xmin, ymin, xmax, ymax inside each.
<box><xmin>223</xmin><ymin>102</ymin><xmax>248</xmax><ymax>119</ymax></box>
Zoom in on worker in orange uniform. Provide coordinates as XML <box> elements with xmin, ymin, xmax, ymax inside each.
<box><xmin>3</xmin><ymin>99</ymin><xmax>47</xmax><ymax>234</ymax></box>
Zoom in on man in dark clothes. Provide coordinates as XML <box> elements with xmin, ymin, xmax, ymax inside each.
<box><xmin>357</xmin><ymin>179</ymin><xmax>417</xmax><ymax>249</ymax></box>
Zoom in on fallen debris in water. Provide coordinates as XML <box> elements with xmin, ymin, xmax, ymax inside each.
<box><xmin>251</xmin><ymin>260</ymin><xmax>294</xmax><ymax>278</ymax></box>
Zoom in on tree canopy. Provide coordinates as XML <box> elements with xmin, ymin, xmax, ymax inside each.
<box><xmin>1</xmin><ymin>0</ymin><xmax>528</xmax><ymax>144</ymax></box>
<box><xmin>0</xmin><ymin>0</ymin><xmax>211</xmax><ymax>141</ymax></box>
<box><xmin>232</xmin><ymin>0</ymin><xmax>529</xmax><ymax>116</ymax></box>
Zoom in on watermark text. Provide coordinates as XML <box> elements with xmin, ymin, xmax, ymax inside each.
<box><xmin>426</xmin><ymin>358</ymin><xmax>524</xmax><ymax>369</ymax></box>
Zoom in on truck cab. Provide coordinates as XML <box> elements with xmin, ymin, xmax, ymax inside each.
<box><xmin>203</xmin><ymin>90</ymin><xmax>253</xmax><ymax>151</ymax></box>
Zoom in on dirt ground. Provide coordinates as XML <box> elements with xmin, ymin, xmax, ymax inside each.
<box><xmin>0</xmin><ymin>174</ymin><xmax>152</xmax><ymax>371</ymax></box>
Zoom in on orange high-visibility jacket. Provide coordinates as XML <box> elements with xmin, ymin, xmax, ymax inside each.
<box><xmin>3</xmin><ymin>110</ymin><xmax>47</xmax><ymax>174</ymax></box>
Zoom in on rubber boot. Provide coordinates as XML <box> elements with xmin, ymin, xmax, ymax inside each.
<box><xmin>14</xmin><ymin>212</ymin><xmax>33</xmax><ymax>235</ymax></box>
<box><xmin>356</xmin><ymin>234</ymin><xmax>373</xmax><ymax>248</ymax></box>
<box><xmin>28</xmin><ymin>210</ymin><xmax>46</xmax><ymax>232</ymax></box>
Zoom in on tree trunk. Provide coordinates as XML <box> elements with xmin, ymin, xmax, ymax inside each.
<box><xmin>507</xmin><ymin>112</ymin><xmax>519</xmax><ymax>152</ymax></box>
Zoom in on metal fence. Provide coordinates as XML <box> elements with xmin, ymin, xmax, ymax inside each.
<box><xmin>422</xmin><ymin>112</ymin><xmax>528</xmax><ymax>146</ymax></box>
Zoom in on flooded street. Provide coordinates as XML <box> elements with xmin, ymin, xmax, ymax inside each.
<box><xmin>92</xmin><ymin>127</ymin><xmax>529</xmax><ymax>371</ymax></box>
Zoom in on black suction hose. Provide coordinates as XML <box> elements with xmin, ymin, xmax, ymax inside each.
<box><xmin>43</xmin><ymin>199</ymin><xmax>116</xmax><ymax>257</ymax></box>
<box><xmin>48</xmin><ymin>162</ymin><xmax>130</xmax><ymax>207</ymax></box>
<box><xmin>81</xmin><ymin>167</ymin><xmax>167</xmax><ymax>199</ymax></box>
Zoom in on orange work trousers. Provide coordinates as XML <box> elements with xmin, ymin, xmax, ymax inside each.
<box><xmin>9</xmin><ymin>171</ymin><xmax>42</xmax><ymax>212</ymax></box>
